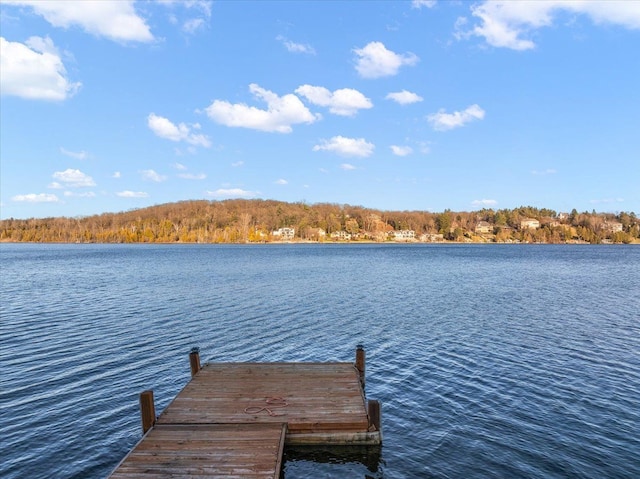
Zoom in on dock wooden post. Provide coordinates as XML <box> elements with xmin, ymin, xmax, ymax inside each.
<box><xmin>139</xmin><ymin>390</ymin><xmax>156</xmax><ymax>434</ymax></box>
<box><xmin>355</xmin><ymin>344</ymin><xmax>365</xmax><ymax>390</ymax></box>
<box><xmin>367</xmin><ymin>399</ymin><xmax>381</xmax><ymax>432</ymax></box>
<box><xmin>189</xmin><ymin>347</ymin><xmax>201</xmax><ymax>377</ymax></box>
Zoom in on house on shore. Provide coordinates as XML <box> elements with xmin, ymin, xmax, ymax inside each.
<box><xmin>389</xmin><ymin>230</ymin><xmax>416</xmax><ymax>242</ymax></box>
<box><xmin>520</xmin><ymin>218</ymin><xmax>540</xmax><ymax>230</ymax></box>
<box><xmin>331</xmin><ymin>231</ymin><xmax>352</xmax><ymax>241</ymax></box>
<box><xmin>475</xmin><ymin>221</ymin><xmax>492</xmax><ymax>234</ymax></box>
<box><xmin>272</xmin><ymin>227</ymin><xmax>295</xmax><ymax>241</ymax></box>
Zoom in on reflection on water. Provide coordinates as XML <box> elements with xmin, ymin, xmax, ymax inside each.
<box><xmin>283</xmin><ymin>445</ymin><xmax>383</xmax><ymax>478</ymax></box>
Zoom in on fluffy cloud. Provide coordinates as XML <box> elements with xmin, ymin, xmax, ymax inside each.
<box><xmin>589</xmin><ymin>197</ymin><xmax>625</xmax><ymax>204</ymax></box>
<box><xmin>0</xmin><ymin>36</ymin><xmax>81</xmax><ymax>101</ymax></box>
<box><xmin>459</xmin><ymin>1</ymin><xmax>640</xmax><ymax>50</ymax></box>
<box><xmin>63</xmin><ymin>191</ymin><xmax>96</xmax><ymax>198</ymax></box>
<box><xmin>428</xmin><ymin>104</ymin><xmax>485</xmax><ymax>131</ymax></box>
<box><xmin>4</xmin><ymin>0</ymin><xmax>153</xmax><ymax>43</ymax></box>
<box><xmin>353</xmin><ymin>41</ymin><xmax>419</xmax><ymax>79</ymax></box>
<box><xmin>11</xmin><ymin>193</ymin><xmax>59</xmax><ymax>203</ymax></box>
<box><xmin>471</xmin><ymin>199</ymin><xmax>498</xmax><ymax>207</ymax></box>
<box><xmin>205</xmin><ymin>84</ymin><xmax>318</xmax><ymax>133</ymax></box>
<box><xmin>275</xmin><ymin>179</ymin><xmax>288</xmax><ymax>185</ymax></box>
<box><xmin>276</xmin><ymin>35</ymin><xmax>316</xmax><ymax>55</ymax></box>
<box><xmin>147</xmin><ymin>113</ymin><xmax>211</xmax><ymax>147</ymax></box>
<box><xmin>295</xmin><ymin>85</ymin><xmax>372</xmax><ymax>116</ymax></box>
<box><xmin>340</xmin><ymin>163</ymin><xmax>357</xmax><ymax>170</ymax></box>
<box><xmin>178</xmin><ymin>173</ymin><xmax>206</xmax><ymax>180</ymax></box>
<box><xmin>51</xmin><ymin>169</ymin><xmax>95</xmax><ymax>187</ymax></box>
<box><xmin>390</xmin><ymin>145</ymin><xmax>413</xmax><ymax>156</ymax></box>
<box><xmin>313</xmin><ymin>136</ymin><xmax>375</xmax><ymax>158</ymax></box>
<box><xmin>60</xmin><ymin>147</ymin><xmax>89</xmax><ymax>160</ymax></box>
<box><xmin>140</xmin><ymin>169</ymin><xmax>167</xmax><ymax>182</ymax></box>
<box><xmin>117</xmin><ymin>190</ymin><xmax>148</xmax><ymax>198</ymax></box>
<box><xmin>412</xmin><ymin>0</ymin><xmax>436</xmax><ymax>8</ymax></box>
<box><xmin>206</xmin><ymin>188</ymin><xmax>257</xmax><ymax>198</ymax></box>
<box><xmin>386</xmin><ymin>90</ymin><xmax>423</xmax><ymax>105</ymax></box>
<box><xmin>162</xmin><ymin>0</ymin><xmax>211</xmax><ymax>34</ymax></box>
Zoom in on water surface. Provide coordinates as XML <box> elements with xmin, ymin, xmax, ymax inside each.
<box><xmin>1</xmin><ymin>244</ymin><xmax>639</xmax><ymax>478</ymax></box>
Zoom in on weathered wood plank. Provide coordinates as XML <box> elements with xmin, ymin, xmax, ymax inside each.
<box><xmin>109</xmin><ymin>424</ymin><xmax>286</xmax><ymax>478</ymax></box>
<box><xmin>156</xmin><ymin>363</ymin><xmax>371</xmax><ymax>438</ymax></box>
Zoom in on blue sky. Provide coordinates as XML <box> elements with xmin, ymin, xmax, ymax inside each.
<box><xmin>1</xmin><ymin>0</ymin><xmax>639</xmax><ymax>220</ymax></box>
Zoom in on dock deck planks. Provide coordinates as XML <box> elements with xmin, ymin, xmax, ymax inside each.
<box><xmin>109</xmin><ymin>359</ymin><xmax>380</xmax><ymax>477</ymax></box>
<box><xmin>157</xmin><ymin>362</ymin><xmax>371</xmax><ymax>440</ymax></box>
<box><xmin>110</xmin><ymin>423</ymin><xmax>286</xmax><ymax>478</ymax></box>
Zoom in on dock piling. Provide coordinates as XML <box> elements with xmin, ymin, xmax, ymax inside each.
<box><xmin>355</xmin><ymin>344</ymin><xmax>365</xmax><ymax>390</ymax></box>
<box><xmin>367</xmin><ymin>399</ymin><xmax>381</xmax><ymax>432</ymax></box>
<box><xmin>139</xmin><ymin>390</ymin><xmax>156</xmax><ymax>434</ymax></box>
<box><xmin>189</xmin><ymin>346</ymin><xmax>201</xmax><ymax>377</ymax></box>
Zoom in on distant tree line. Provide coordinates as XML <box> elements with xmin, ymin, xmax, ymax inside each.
<box><xmin>1</xmin><ymin>200</ymin><xmax>638</xmax><ymax>244</ymax></box>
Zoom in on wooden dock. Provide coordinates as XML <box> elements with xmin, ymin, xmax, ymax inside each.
<box><xmin>109</xmin><ymin>347</ymin><xmax>381</xmax><ymax>478</ymax></box>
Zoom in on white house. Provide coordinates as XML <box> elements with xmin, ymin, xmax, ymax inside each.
<box><xmin>520</xmin><ymin>218</ymin><xmax>540</xmax><ymax>230</ymax></box>
<box><xmin>389</xmin><ymin>230</ymin><xmax>416</xmax><ymax>241</ymax></box>
<box><xmin>272</xmin><ymin>227</ymin><xmax>295</xmax><ymax>240</ymax></box>
<box><xmin>475</xmin><ymin>221</ymin><xmax>492</xmax><ymax>234</ymax></box>
<box><xmin>330</xmin><ymin>231</ymin><xmax>352</xmax><ymax>241</ymax></box>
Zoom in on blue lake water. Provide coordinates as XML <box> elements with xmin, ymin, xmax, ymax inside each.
<box><xmin>1</xmin><ymin>243</ymin><xmax>639</xmax><ymax>478</ymax></box>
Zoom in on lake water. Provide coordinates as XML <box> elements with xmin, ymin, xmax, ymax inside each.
<box><xmin>1</xmin><ymin>243</ymin><xmax>639</xmax><ymax>478</ymax></box>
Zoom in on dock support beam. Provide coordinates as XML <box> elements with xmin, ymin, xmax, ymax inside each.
<box><xmin>139</xmin><ymin>390</ymin><xmax>156</xmax><ymax>434</ymax></box>
<box><xmin>368</xmin><ymin>399</ymin><xmax>381</xmax><ymax>432</ymax></box>
<box><xmin>355</xmin><ymin>344</ymin><xmax>365</xmax><ymax>390</ymax></box>
<box><xmin>189</xmin><ymin>347</ymin><xmax>201</xmax><ymax>377</ymax></box>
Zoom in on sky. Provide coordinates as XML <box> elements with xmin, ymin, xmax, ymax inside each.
<box><xmin>1</xmin><ymin>0</ymin><xmax>639</xmax><ymax>220</ymax></box>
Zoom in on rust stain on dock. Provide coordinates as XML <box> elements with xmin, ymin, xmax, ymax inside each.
<box><xmin>110</xmin><ymin>350</ymin><xmax>381</xmax><ymax>478</ymax></box>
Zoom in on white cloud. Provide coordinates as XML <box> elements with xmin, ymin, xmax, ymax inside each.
<box><xmin>206</xmin><ymin>188</ymin><xmax>257</xmax><ymax>198</ymax></box>
<box><xmin>386</xmin><ymin>90</ymin><xmax>423</xmax><ymax>105</ymax></box>
<box><xmin>173</xmin><ymin>162</ymin><xmax>187</xmax><ymax>170</ymax></box>
<box><xmin>183</xmin><ymin>18</ymin><xmax>205</xmax><ymax>33</ymax></box>
<box><xmin>4</xmin><ymin>0</ymin><xmax>154</xmax><ymax>43</ymax></box>
<box><xmin>390</xmin><ymin>145</ymin><xmax>413</xmax><ymax>156</ymax></box>
<box><xmin>60</xmin><ymin>147</ymin><xmax>89</xmax><ymax>160</ymax></box>
<box><xmin>117</xmin><ymin>190</ymin><xmax>148</xmax><ymax>198</ymax></box>
<box><xmin>231</xmin><ymin>161</ymin><xmax>244</xmax><ymax>167</ymax></box>
<box><xmin>471</xmin><ymin>199</ymin><xmax>498</xmax><ymax>207</ymax></box>
<box><xmin>112</xmin><ymin>171</ymin><xmax>121</xmax><ymax>178</ymax></box>
<box><xmin>205</xmin><ymin>83</ymin><xmax>319</xmax><ymax>133</ymax></box>
<box><xmin>275</xmin><ymin>179</ymin><xmax>288</xmax><ymax>185</ymax></box>
<box><xmin>412</xmin><ymin>0</ymin><xmax>436</xmax><ymax>8</ymax></box>
<box><xmin>11</xmin><ymin>193</ymin><xmax>59</xmax><ymax>203</ymax></box>
<box><xmin>147</xmin><ymin>113</ymin><xmax>211</xmax><ymax>147</ymax></box>
<box><xmin>417</xmin><ymin>141</ymin><xmax>432</xmax><ymax>155</ymax></box>
<box><xmin>52</xmin><ymin>168</ymin><xmax>96</xmax><ymax>187</ymax></box>
<box><xmin>313</xmin><ymin>136</ymin><xmax>375</xmax><ymax>158</ymax></box>
<box><xmin>63</xmin><ymin>191</ymin><xmax>96</xmax><ymax>198</ymax></box>
<box><xmin>589</xmin><ymin>197</ymin><xmax>625</xmax><ymax>204</ymax></box>
<box><xmin>178</xmin><ymin>173</ymin><xmax>206</xmax><ymax>180</ymax></box>
<box><xmin>276</xmin><ymin>35</ymin><xmax>316</xmax><ymax>55</ymax></box>
<box><xmin>295</xmin><ymin>85</ymin><xmax>373</xmax><ymax>117</ymax></box>
<box><xmin>353</xmin><ymin>41</ymin><xmax>419</xmax><ymax>79</ymax></box>
<box><xmin>140</xmin><ymin>169</ymin><xmax>167</xmax><ymax>182</ymax></box>
<box><xmin>340</xmin><ymin>163</ymin><xmax>357</xmax><ymax>170</ymax></box>
<box><xmin>532</xmin><ymin>168</ymin><xmax>557</xmax><ymax>175</ymax></box>
<box><xmin>459</xmin><ymin>1</ymin><xmax>640</xmax><ymax>51</ymax></box>
<box><xmin>157</xmin><ymin>0</ymin><xmax>211</xmax><ymax>34</ymax></box>
<box><xmin>0</xmin><ymin>36</ymin><xmax>81</xmax><ymax>101</ymax></box>
<box><xmin>428</xmin><ymin>104</ymin><xmax>485</xmax><ymax>131</ymax></box>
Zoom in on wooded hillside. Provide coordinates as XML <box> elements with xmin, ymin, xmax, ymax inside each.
<box><xmin>1</xmin><ymin>199</ymin><xmax>638</xmax><ymax>244</ymax></box>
